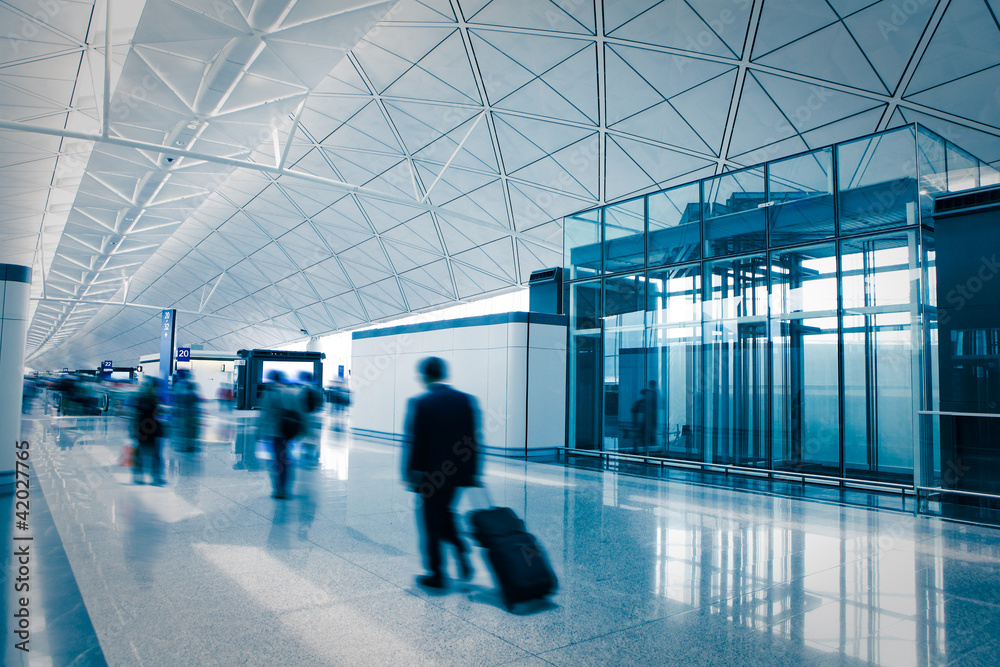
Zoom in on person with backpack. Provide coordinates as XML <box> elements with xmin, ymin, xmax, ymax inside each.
<box><xmin>260</xmin><ymin>370</ymin><xmax>303</xmax><ymax>499</ymax></box>
<box><xmin>297</xmin><ymin>371</ymin><xmax>323</xmax><ymax>464</ymax></box>
<box><xmin>132</xmin><ymin>376</ymin><xmax>166</xmax><ymax>485</ymax></box>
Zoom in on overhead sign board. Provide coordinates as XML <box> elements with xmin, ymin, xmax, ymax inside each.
<box><xmin>177</xmin><ymin>347</ymin><xmax>191</xmax><ymax>361</ymax></box>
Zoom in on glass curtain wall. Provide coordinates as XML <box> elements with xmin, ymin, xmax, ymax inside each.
<box><xmin>646</xmin><ymin>264</ymin><xmax>702</xmax><ymax>461</ymax></box>
<box><xmin>705</xmin><ymin>254</ymin><xmax>769</xmax><ymax>467</ymax></box>
<box><xmin>568</xmin><ymin>280</ymin><xmax>601</xmax><ymax>450</ymax></box>
<box><xmin>563</xmin><ymin>124</ymin><xmax>985</xmax><ymax>487</ymax></box>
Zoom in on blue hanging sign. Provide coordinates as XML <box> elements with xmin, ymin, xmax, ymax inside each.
<box><xmin>160</xmin><ymin>309</ymin><xmax>177</xmax><ymax>381</ymax></box>
<box><xmin>102</xmin><ymin>360</ymin><xmax>113</xmax><ymax>375</ymax></box>
<box><xmin>338</xmin><ymin>364</ymin><xmax>345</xmax><ymax>378</ymax></box>
<box><xmin>177</xmin><ymin>347</ymin><xmax>191</xmax><ymax>361</ymax></box>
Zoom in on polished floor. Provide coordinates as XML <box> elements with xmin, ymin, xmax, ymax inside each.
<box><xmin>5</xmin><ymin>407</ymin><xmax>1000</xmax><ymax>666</ymax></box>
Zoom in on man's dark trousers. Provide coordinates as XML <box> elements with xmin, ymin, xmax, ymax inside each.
<box><xmin>272</xmin><ymin>437</ymin><xmax>291</xmax><ymax>494</ymax></box>
<box><xmin>420</xmin><ymin>484</ymin><xmax>467</xmax><ymax>577</ymax></box>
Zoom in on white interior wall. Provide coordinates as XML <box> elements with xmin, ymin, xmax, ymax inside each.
<box><xmin>352</xmin><ymin>315</ymin><xmax>565</xmax><ymax>456</ymax></box>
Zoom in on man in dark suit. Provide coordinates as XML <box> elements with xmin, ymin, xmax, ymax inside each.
<box><xmin>404</xmin><ymin>356</ymin><xmax>481</xmax><ymax>589</ymax></box>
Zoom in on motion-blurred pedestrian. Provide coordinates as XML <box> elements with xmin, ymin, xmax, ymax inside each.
<box><xmin>403</xmin><ymin>357</ymin><xmax>481</xmax><ymax>589</ymax></box>
<box><xmin>172</xmin><ymin>371</ymin><xmax>201</xmax><ymax>452</ymax></box>
<box><xmin>132</xmin><ymin>377</ymin><xmax>165</xmax><ymax>485</ymax></box>
<box><xmin>297</xmin><ymin>371</ymin><xmax>324</xmax><ymax>464</ymax></box>
<box><xmin>260</xmin><ymin>370</ymin><xmax>303</xmax><ymax>499</ymax></box>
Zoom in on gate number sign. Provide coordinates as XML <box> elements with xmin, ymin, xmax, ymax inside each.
<box><xmin>177</xmin><ymin>348</ymin><xmax>191</xmax><ymax>361</ymax></box>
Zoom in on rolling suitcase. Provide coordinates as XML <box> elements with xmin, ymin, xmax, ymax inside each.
<box><xmin>468</xmin><ymin>498</ymin><xmax>557</xmax><ymax>610</ymax></box>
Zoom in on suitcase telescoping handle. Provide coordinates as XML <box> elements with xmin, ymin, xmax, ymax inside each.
<box><xmin>470</xmin><ymin>481</ymin><xmax>493</xmax><ymax>509</ymax></box>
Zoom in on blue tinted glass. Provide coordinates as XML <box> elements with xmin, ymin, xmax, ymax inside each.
<box><xmin>604</xmin><ymin>197</ymin><xmax>645</xmax><ymax>274</ymax></box>
<box><xmin>838</xmin><ymin>127</ymin><xmax>918</xmax><ymax>233</ymax></box>
<box><xmin>768</xmin><ymin>148</ymin><xmax>835</xmax><ymax>246</ymax></box>
<box><xmin>564</xmin><ymin>209</ymin><xmax>601</xmax><ymax>279</ymax></box>
<box><xmin>648</xmin><ymin>183</ymin><xmax>701</xmax><ymax>266</ymax></box>
<box><xmin>703</xmin><ymin>167</ymin><xmax>766</xmax><ymax>257</ymax></box>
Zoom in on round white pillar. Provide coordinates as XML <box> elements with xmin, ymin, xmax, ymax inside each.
<box><xmin>0</xmin><ymin>264</ymin><xmax>31</xmax><ymax>494</ymax></box>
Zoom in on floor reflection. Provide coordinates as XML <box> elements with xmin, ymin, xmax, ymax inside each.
<box><xmin>117</xmin><ymin>492</ymin><xmax>166</xmax><ymax>588</ymax></box>
<box><xmin>591</xmin><ymin>478</ymin><xmax>1000</xmax><ymax>664</ymax></box>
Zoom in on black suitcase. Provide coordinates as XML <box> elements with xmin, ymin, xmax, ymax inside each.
<box><xmin>468</xmin><ymin>506</ymin><xmax>558</xmax><ymax>610</ymax></box>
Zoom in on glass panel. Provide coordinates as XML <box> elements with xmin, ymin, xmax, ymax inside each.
<box><xmin>603</xmin><ymin>274</ymin><xmax>645</xmax><ymax>452</ymax></box>
<box><xmin>703</xmin><ymin>167</ymin><xmax>766</xmax><ymax>257</ymax></box>
<box><xmin>841</xmin><ymin>233</ymin><xmax>918</xmax><ymax>484</ymax></box>
<box><xmin>646</xmin><ymin>265</ymin><xmax>702</xmax><ymax>461</ymax></box>
<box><xmin>916</xmin><ymin>126</ymin><xmax>947</xmax><ymax>221</ymax></box>
<box><xmin>604</xmin><ymin>197</ymin><xmax>645</xmax><ymax>274</ymax></box>
<box><xmin>568</xmin><ymin>280</ymin><xmax>602</xmax><ymax>450</ymax></box>
<box><xmin>981</xmin><ymin>162</ymin><xmax>1000</xmax><ymax>187</ymax></box>
<box><xmin>838</xmin><ymin>126</ymin><xmax>918</xmax><ymax>233</ymax></box>
<box><xmin>946</xmin><ymin>142</ymin><xmax>980</xmax><ymax>192</ymax></box>
<box><xmin>770</xmin><ymin>244</ymin><xmax>840</xmax><ymax>476</ymax></box>
<box><xmin>559</xmin><ymin>126</ymin><xmax>979</xmax><ymax>490</ymax></box>
<box><xmin>705</xmin><ymin>255</ymin><xmax>768</xmax><ymax>320</ymax></box>
<box><xmin>768</xmin><ymin>148</ymin><xmax>835</xmax><ymax>246</ymax></box>
<box><xmin>564</xmin><ymin>209</ymin><xmax>601</xmax><ymax>279</ymax></box>
<box><xmin>705</xmin><ymin>255</ymin><xmax>769</xmax><ymax>467</ymax></box>
<box><xmin>920</xmin><ymin>232</ymin><xmax>940</xmax><ymax>489</ymax></box>
<box><xmin>648</xmin><ymin>183</ymin><xmax>701</xmax><ymax>266</ymax></box>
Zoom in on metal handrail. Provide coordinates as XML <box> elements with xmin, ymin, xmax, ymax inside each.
<box><xmin>918</xmin><ymin>410</ymin><xmax>1000</xmax><ymax>418</ymax></box>
<box><xmin>561</xmin><ymin>447</ymin><xmax>914</xmax><ymax>493</ymax></box>
<box><xmin>916</xmin><ymin>486</ymin><xmax>1000</xmax><ymax>501</ymax></box>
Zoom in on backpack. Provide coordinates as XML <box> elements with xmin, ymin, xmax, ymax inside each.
<box><xmin>304</xmin><ymin>385</ymin><xmax>321</xmax><ymax>413</ymax></box>
<box><xmin>278</xmin><ymin>407</ymin><xmax>304</xmax><ymax>440</ymax></box>
<box><xmin>272</xmin><ymin>386</ymin><xmax>304</xmax><ymax>440</ymax></box>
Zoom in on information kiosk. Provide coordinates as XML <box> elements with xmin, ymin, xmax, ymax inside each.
<box><xmin>235</xmin><ymin>349</ymin><xmax>325</xmax><ymax>410</ymax></box>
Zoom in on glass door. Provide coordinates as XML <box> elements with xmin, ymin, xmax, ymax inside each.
<box><xmin>705</xmin><ymin>255</ymin><xmax>769</xmax><ymax>467</ymax></box>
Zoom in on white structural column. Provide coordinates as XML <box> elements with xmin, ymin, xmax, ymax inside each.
<box><xmin>0</xmin><ymin>264</ymin><xmax>31</xmax><ymax>493</ymax></box>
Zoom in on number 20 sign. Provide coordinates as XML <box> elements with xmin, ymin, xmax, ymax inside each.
<box><xmin>177</xmin><ymin>347</ymin><xmax>191</xmax><ymax>361</ymax></box>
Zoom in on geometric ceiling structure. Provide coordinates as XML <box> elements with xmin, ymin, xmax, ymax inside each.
<box><xmin>2</xmin><ymin>0</ymin><xmax>999</xmax><ymax>370</ymax></box>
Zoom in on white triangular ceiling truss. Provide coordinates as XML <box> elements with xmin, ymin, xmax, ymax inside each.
<box><xmin>1</xmin><ymin>0</ymin><xmax>998</xmax><ymax>369</ymax></box>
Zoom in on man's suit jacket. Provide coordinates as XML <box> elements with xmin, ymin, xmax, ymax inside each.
<box><xmin>404</xmin><ymin>383</ymin><xmax>480</xmax><ymax>488</ymax></box>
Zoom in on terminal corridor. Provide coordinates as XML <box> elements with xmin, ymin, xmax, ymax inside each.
<box><xmin>5</xmin><ymin>408</ymin><xmax>1000</xmax><ymax>666</ymax></box>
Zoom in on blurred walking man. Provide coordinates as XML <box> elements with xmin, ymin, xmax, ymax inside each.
<box><xmin>261</xmin><ymin>370</ymin><xmax>302</xmax><ymax>499</ymax></box>
<box><xmin>403</xmin><ymin>357</ymin><xmax>481</xmax><ymax>589</ymax></box>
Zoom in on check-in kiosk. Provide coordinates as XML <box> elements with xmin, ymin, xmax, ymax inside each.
<box><xmin>235</xmin><ymin>349</ymin><xmax>325</xmax><ymax>410</ymax></box>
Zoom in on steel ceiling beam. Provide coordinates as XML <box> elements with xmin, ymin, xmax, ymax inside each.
<box><xmin>0</xmin><ymin>118</ymin><xmax>560</xmax><ymax>252</ymax></box>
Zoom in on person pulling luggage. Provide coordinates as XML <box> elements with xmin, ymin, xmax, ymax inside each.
<box><xmin>403</xmin><ymin>356</ymin><xmax>481</xmax><ymax>590</ymax></box>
